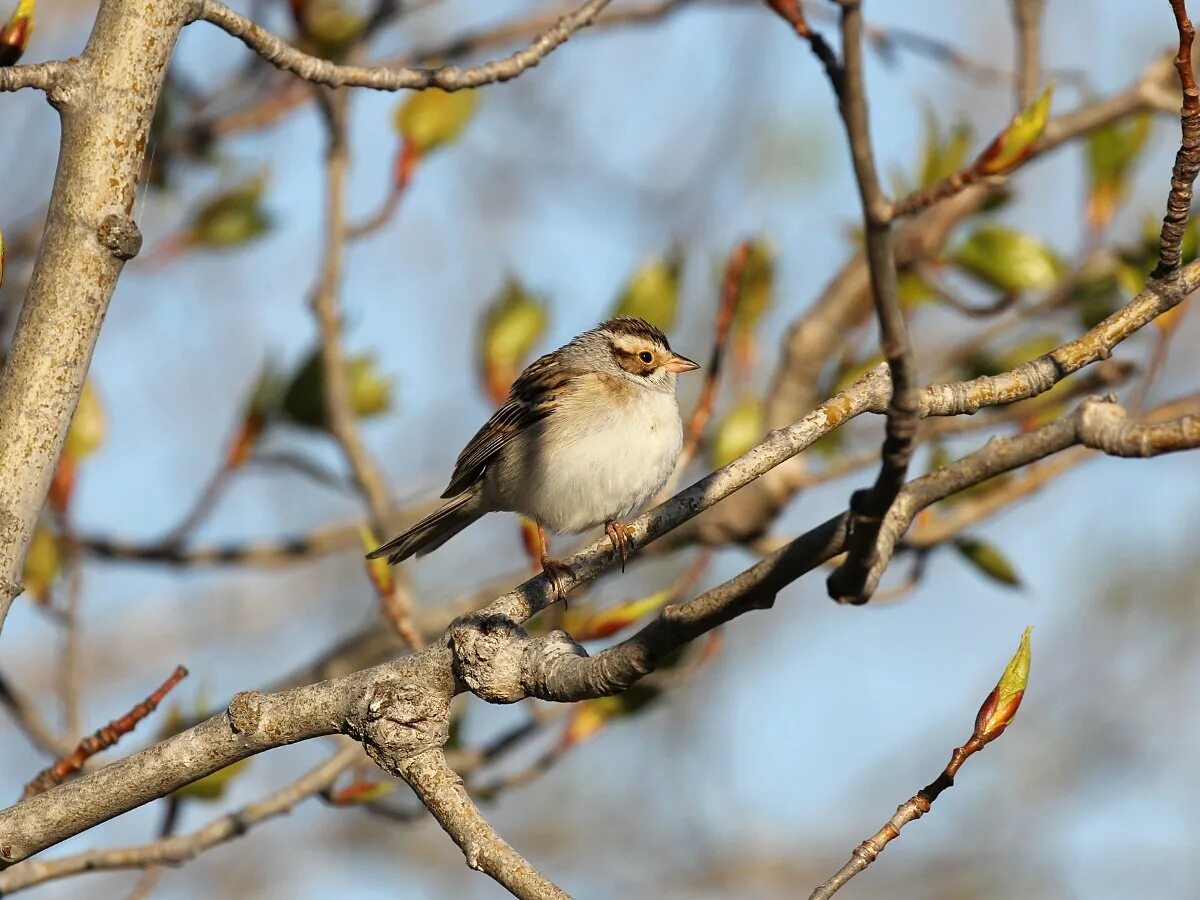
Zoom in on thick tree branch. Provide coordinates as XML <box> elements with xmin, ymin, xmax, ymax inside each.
<box><xmin>0</xmin><ymin>1</ymin><xmax>189</xmax><ymax>635</ymax></box>
<box><xmin>0</xmin><ymin>743</ymin><xmax>361</xmax><ymax>895</ymax></box>
<box><xmin>197</xmin><ymin>0</ymin><xmax>613</xmax><ymax>91</ymax></box>
<box><xmin>397</xmin><ymin>751</ymin><xmax>569</xmax><ymax>900</ymax></box>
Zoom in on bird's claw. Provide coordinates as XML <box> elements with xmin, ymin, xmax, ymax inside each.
<box><xmin>540</xmin><ymin>555</ymin><xmax>573</xmax><ymax>606</ymax></box>
<box><xmin>605</xmin><ymin>521</ymin><xmax>636</xmax><ymax>572</ymax></box>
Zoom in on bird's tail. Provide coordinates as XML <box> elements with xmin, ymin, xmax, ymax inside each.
<box><xmin>367</xmin><ymin>488</ymin><xmax>486</xmax><ymax>565</ymax></box>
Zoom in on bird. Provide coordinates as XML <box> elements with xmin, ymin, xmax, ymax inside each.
<box><xmin>367</xmin><ymin>315</ymin><xmax>700</xmax><ymax>599</ymax></box>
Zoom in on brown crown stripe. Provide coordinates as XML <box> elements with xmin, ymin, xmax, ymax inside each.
<box><xmin>600</xmin><ymin>315</ymin><xmax>672</xmax><ymax>350</ymax></box>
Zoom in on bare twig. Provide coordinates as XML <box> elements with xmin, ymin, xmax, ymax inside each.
<box><xmin>1154</xmin><ymin>0</ymin><xmax>1200</xmax><ymax>277</ymax></box>
<box><xmin>22</xmin><ymin>666</ymin><xmax>188</xmax><ymax>800</ymax></box>
<box><xmin>808</xmin><ymin>630</ymin><xmax>1032</xmax><ymax>899</ymax></box>
<box><xmin>0</xmin><ymin>61</ymin><xmax>67</xmax><ymax>93</ymax></box>
<box><xmin>0</xmin><ymin>743</ymin><xmax>360</xmax><ymax>896</ymax></box>
<box><xmin>197</xmin><ymin>0</ymin><xmax>613</xmax><ymax>92</ymax></box>
<box><xmin>313</xmin><ymin>90</ymin><xmax>421</xmax><ymax>650</ymax></box>
<box><xmin>1010</xmin><ymin>0</ymin><xmax>1045</xmax><ymax>110</ymax></box>
<box><xmin>0</xmin><ymin>669</ymin><xmax>73</xmax><ymax>758</ymax></box>
<box><xmin>765</xmin><ymin>1</ymin><xmax>843</xmax><ymax>95</ymax></box>
<box><xmin>816</xmin><ymin>0</ymin><xmax>918</xmax><ymax>605</ymax></box>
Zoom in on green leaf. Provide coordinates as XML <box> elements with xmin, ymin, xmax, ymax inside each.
<box><xmin>281</xmin><ymin>348</ymin><xmax>393</xmax><ymax>429</ymax></box>
<box><xmin>176</xmin><ymin>759</ymin><xmax>252</xmax><ymax>801</ymax></box>
<box><xmin>188</xmin><ymin>174</ymin><xmax>272</xmax><ymax>249</ymax></box>
<box><xmin>394</xmin><ymin>88</ymin><xmax>479</xmax><ymax>155</ymax></box>
<box><xmin>977</xmin><ymin>85</ymin><xmax>1053</xmax><ymax>175</ymax></box>
<box><xmin>710</xmin><ymin>396</ymin><xmax>765</xmax><ymax>469</ymax></box>
<box><xmin>919</xmin><ymin>106</ymin><xmax>973</xmax><ymax>189</ymax></box>
<box><xmin>733</xmin><ymin>240</ymin><xmax>774</xmax><ymax>334</ymax></box>
<box><xmin>479</xmin><ymin>278</ymin><xmax>547</xmax><ymax>402</ymax></box>
<box><xmin>613</xmin><ymin>251</ymin><xmax>682</xmax><ymax>330</ymax></box>
<box><xmin>953</xmin><ymin>225</ymin><xmax>1062</xmax><ymax>292</ymax></box>
<box><xmin>1087</xmin><ymin>114</ymin><xmax>1152</xmax><ymax>190</ymax></box>
<box><xmin>953</xmin><ymin>536</ymin><xmax>1022</xmax><ymax>588</ymax></box>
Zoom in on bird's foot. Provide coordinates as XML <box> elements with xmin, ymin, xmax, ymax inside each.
<box><xmin>540</xmin><ymin>554</ymin><xmax>573</xmax><ymax>606</ymax></box>
<box><xmin>605</xmin><ymin>521</ymin><xmax>636</xmax><ymax>572</ymax></box>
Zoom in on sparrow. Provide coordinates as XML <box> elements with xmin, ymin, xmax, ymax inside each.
<box><xmin>368</xmin><ymin>315</ymin><xmax>700</xmax><ymax>597</ymax></box>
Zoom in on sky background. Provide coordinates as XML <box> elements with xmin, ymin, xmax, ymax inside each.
<box><xmin>2</xmin><ymin>0</ymin><xmax>1200</xmax><ymax>897</ymax></box>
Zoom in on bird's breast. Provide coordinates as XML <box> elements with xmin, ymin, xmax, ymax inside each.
<box><xmin>488</xmin><ymin>385</ymin><xmax>683</xmax><ymax>534</ymax></box>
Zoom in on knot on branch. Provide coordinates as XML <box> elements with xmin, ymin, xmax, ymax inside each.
<box><xmin>227</xmin><ymin>690</ymin><xmax>263</xmax><ymax>734</ymax></box>
<box><xmin>97</xmin><ymin>214</ymin><xmax>142</xmax><ymax>261</ymax></box>
<box><xmin>346</xmin><ymin>680</ymin><xmax>449</xmax><ymax>776</ymax></box>
<box><xmin>449</xmin><ymin>614</ymin><xmax>532</xmax><ymax>704</ymax></box>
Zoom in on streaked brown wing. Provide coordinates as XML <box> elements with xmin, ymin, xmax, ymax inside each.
<box><xmin>441</xmin><ymin>352</ymin><xmax>575</xmax><ymax>498</ymax></box>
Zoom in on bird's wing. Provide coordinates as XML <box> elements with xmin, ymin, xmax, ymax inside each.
<box><xmin>442</xmin><ymin>352</ymin><xmax>576</xmax><ymax>498</ymax></box>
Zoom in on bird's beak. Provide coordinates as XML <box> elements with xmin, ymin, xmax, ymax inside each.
<box><xmin>665</xmin><ymin>353</ymin><xmax>701</xmax><ymax>374</ymax></box>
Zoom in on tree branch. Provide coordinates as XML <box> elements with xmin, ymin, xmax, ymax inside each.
<box><xmin>821</xmin><ymin>0</ymin><xmax>919</xmax><ymax>605</ymax></box>
<box><xmin>0</xmin><ymin>0</ymin><xmax>190</xmax><ymax>635</ymax></box>
<box><xmin>1154</xmin><ymin>0</ymin><xmax>1200</xmax><ymax>277</ymax></box>
<box><xmin>197</xmin><ymin>0</ymin><xmax>614</xmax><ymax>92</ymax></box>
<box><xmin>21</xmin><ymin>666</ymin><xmax>188</xmax><ymax>800</ymax></box>
<box><xmin>1010</xmin><ymin>0</ymin><xmax>1045</xmax><ymax>110</ymax></box>
<box><xmin>397</xmin><ymin>750</ymin><xmax>570</xmax><ymax>900</ymax></box>
<box><xmin>0</xmin><ymin>743</ymin><xmax>361</xmax><ymax>895</ymax></box>
<box><xmin>0</xmin><ymin>61</ymin><xmax>67</xmax><ymax>93</ymax></box>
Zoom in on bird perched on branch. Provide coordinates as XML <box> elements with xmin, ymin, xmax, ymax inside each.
<box><xmin>368</xmin><ymin>316</ymin><xmax>699</xmax><ymax>599</ymax></box>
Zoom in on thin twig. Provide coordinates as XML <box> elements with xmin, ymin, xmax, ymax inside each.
<box><xmin>1154</xmin><ymin>0</ymin><xmax>1200</xmax><ymax>277</ymax></box>
<box><xmin>0</xmin><ymin>669</ymin><xmax>74</xmax><ymax>758</ymax></box>
<box><xmin>0</xmin><ymin>743</ymin><xmax>360</xmax><ymax>896</ymax></box>
<box><xmin>198</xmin><ymin>0</ymin><xmax>614</xmax><ymax>92</ymax></box>
<box><xmin>808</xmin><ymin>632</ymin><xmax>1031</xmax><ymax>899</ymax></box>
<box><xmin>1010</xmin><ymin>0</ymin><xmax>1045</xmax><ymax>110</ymax></box>
<box><xmin>313</xmin><ymin>90</ymin><xmax>421</xmax><ymax>650</ymax></box>
<box><xmin>817</xmin><ymin>0</ymin><xmax>919</xmax><ymax>605</ymax></box>
<box><xmin>22</xmin><ymin>666</ymin><xmax>188</xmax><ymax>800</ymax></box>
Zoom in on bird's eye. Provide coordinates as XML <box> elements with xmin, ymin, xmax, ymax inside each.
<box><xmin>639</xmin><ymin>351</ymin><xmax>654</xmax><ymax>364</ymax></box>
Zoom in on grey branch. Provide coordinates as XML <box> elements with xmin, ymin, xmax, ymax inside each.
<box><xmin>0</xmin><ymin>61</ymin><xmax>67</xmax><ymax>93</ymax></box>
<box><xmin>0</xmin><ymin>743</ymin><xmax>361</xmax><ymax>895</ymax></box>
<box><xmin>197</xmin><ymin>0</ymin><xmax>613</xmax><ymax>91</ymax></box>
<box><xmin>0</xmin><ymin>0</ymin><xmax>188</xmax><ymax>635</ymax></box>
<box><xmin>3</xmin><ymin>237</ymin><xmax>1197</xmax><ymax>865</ymax></box>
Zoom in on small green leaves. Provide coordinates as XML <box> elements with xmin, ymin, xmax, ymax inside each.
<box><xmin>733</xmin><ymin>239</ymin><xmax>774</xmax><ymax>335</ymax></box>
<box><xmin>613</xmin><ymin>252</ymin><xmax>681</xmax><ymax>330</ymax></box>
<box><xmin>281</xmin><ymin>348</ymin><xmax>393</xmax><ymax>429</ymax></box>
<box><xmin>710</xmin><ymin>396</ymin><xmax>765</xmax><ymax>469</ymax></box>
<box><xmin>63</xmin><ymin>380</ymin><xmax>105</xmax><ymax>461</ymax></box>
<box><xmin>977</xmin><ymin>85</ymin><xmax>1053</xmax><ymax>176</ymax></box>
<box><xmin>0</xmin><ymin>0</ymin><xmax>35</xmax><ymax>68</ymax></box>
<box><xmin>187</xmin><ymin>175</ymin><xmax>272</xmax><ymax>249</ymax></box>
<box><xmin>291</xmin><ymin>0</ymin><xmax>365</xmax><ymax>59</ymax></box>
<box><xmin>953</xmin><ymin>536</ymin><xmax>1022</xmax><ymax>588</ymax></box>
<box><xmin>394</xmin><ymin>88</ymin><xmax>479</xmax><ymax>156</ymax></box>
<box><xmin>479</xmin><ymin>277</ymin><xmax>547</xmax><ymax>404</ymax></box>
<box><xmin>21</xmin><ymin>524</ymin><xmax>59</xmax><ymax>605</ymax></box>
<box><xmin>561</xmin><ymin>684</ymin><xmax>662</xmax><ymax>747</ymax></box>
<box><xmin>953</xmin><ymin>225</ymin><xmax>1061</xmax><ymax>292</ymax></box>
<box><xmin>1086</xmin><ymin>114</ymin><xmax>1151</xmax><ymax>229</ymax></box>
<box><xmin>175</xmin><ymin>759</ymin><xmax>252</xmax><ymax>801</ymax></box>
<box><xmin>920</xmin><ymin>108</ymin><xmax>973</xmax><ymax>189</ymax></box>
